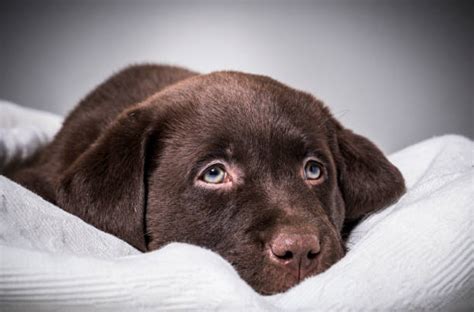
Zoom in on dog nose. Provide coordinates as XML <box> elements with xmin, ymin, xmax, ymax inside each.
<box><xmin>269</xmin><ymin>232</ymin><xmax>320</xmax><ymax>280</ymax></box>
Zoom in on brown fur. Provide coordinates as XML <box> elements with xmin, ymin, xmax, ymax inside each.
<box><xmin>7</xmin><ymin>64</ymin><xmax>405</xmax><ymax>294</ymax></box>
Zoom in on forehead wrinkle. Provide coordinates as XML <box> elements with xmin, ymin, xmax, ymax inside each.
<box><xmin>196</xmin><ymin>141</ymin><xmax>234</xmax><ymax>163</ymax></box>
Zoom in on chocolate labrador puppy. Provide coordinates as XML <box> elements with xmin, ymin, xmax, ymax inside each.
<box><xmin>7</xmin><ymin>64</ymin><xmax>405</xmax><ymax>294</ymax></box>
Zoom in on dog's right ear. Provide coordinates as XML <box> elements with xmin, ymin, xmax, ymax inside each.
<box><xmin>329</xmin><ymin>118</ymin><xmax>406</xmax><ymax>222</ymax></box>
<box><xmin>57</xmin><ymin>104</ymin><xmax>161</xmax><ymax>251</ymax></box>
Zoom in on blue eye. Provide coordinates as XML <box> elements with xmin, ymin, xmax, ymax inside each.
<box><xmin>304</xmin><ymin>160</ymin><xmax>323</xmax><ymax>180</ymax></box>
<box><xmin>201</xmin><ymin>165</ymin><xmax>227</xmax><ymax>184</ymax></box>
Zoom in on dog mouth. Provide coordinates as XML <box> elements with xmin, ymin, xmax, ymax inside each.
<box><xmin>251</xmin><ymin>260</ymin><xmax>331</xmax><ymax>295</ymax></box>
<box><xmin>225</xmin><ymin>238</ymin><xmax>345</xmax><ymax>295</ymax></box>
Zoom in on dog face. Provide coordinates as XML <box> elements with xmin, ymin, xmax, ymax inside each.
<box><xmin>57</xmin><ymin>71</ymin><xmax>405</xmax><ymax>294</ymax></box>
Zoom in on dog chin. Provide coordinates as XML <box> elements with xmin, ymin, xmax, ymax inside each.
<box><xmin>249</xmin><ymin>265</ymin><xmax>319</xmax><ymax>295</ymax></box>
<box><xmin>246</xmin><ymin>251</ymin><xmax>344</xmax><ymax>295</ymax></box>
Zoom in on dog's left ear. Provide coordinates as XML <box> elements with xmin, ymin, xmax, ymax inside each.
<box><xmin>330</xmin><ymin>119</ymin><xmax>406</xmax><ymax>221</ymax></box>
<box><xmin>56</xmin><ymin>104</ymin><xmax>162</xmax><ymax>251</ymax></box>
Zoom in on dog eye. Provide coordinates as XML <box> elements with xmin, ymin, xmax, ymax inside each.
<box><xmin>304</xmin><ymin>160</ymin><xmax>323</xmax><ymax>180</ymax></box>
<box><xmin>201</xmin><ymin>165</ymin><xmax>227</xmax><ymax>184</ymax></box>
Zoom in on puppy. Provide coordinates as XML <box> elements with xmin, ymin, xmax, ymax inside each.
<box><xmin>8</xmin><ymin>64</ymin><xmax>405</xmax><ymax>294</ymax></box>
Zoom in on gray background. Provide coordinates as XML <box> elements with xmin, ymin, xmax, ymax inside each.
<box><xmin>1</xmin><ymin>0</ymin><xmax>472</xmax><ymax>153</ymax></box>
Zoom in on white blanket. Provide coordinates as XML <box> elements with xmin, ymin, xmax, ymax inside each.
<box><xmin>0</xmin><ymin>101</ymin><xmax>62</xmax><ymax>172</ymax></box>
<box><xmin>1</xmin><ymin>101</ymin><xmax>473</xmax><ymax>311</ymax></box>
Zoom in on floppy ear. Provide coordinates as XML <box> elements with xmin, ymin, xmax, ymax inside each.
<box><xmin>57</xmin><ymin>106</ymin><xmax>159</xmax><ymax>251</ymax></box>
<box><xmin>331</xmin><ymin>121</ymin><xmax>406</xmax><ymax>221</ymax></box>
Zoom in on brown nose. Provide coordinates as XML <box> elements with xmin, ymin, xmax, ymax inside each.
<box><xmin>269</xmin><ymin>232</ymin><xmax>320</xmax><ymax>280</ymax></box>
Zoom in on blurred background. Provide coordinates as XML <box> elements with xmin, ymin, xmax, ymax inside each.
<box><xmin>0</xmin><ymin>0</ymin><xmax>472</xmax><ymax>153</ymax></box>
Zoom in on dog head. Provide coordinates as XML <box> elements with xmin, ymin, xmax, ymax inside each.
<box><xmin>58</xmin><ymin>71</ymin><xmax>405</xmax><ymax>294</ymax></box>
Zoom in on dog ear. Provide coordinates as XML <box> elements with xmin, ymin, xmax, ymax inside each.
<box><xmin>331</xmin><ymin>120</ymin><xmax>406</xmax><ymax>221</ymax></box>
<box><xmin>57</xmin><ymin>105</ymin><xmax>160</xmax><ymax>251</ymax></box>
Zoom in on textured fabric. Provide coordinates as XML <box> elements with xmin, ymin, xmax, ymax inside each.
<box><xmin>0</xmin><ymin>101</ymin><xmax>473</xmax><ymax>311</ymax></box>
<box><xmin>0</xmin><ymin>100</ymin><xmax>62</xmax><ymax>172</ymax></box>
